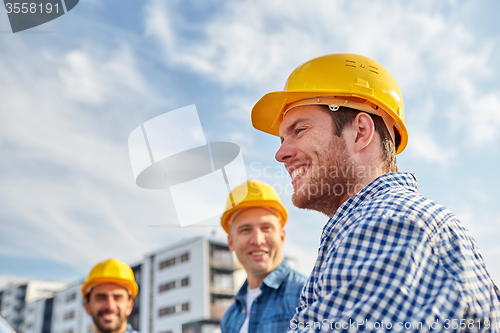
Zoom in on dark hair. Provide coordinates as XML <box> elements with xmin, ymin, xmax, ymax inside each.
<box><xmin>326</xmin><ymin>106</ymin><xmax>398</xmax><ymax>173</ymax></box>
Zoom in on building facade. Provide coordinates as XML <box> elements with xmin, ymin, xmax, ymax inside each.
<box><xmin>3</xmin><ymin>236</ymin><xmax>293</xmax><ymax>333</ymax></box>
<box><xmin>0</xmin><ymin>281</ymin><xmax>67</xmax><ymax>333</ymax></box>
<box><xmin>139</xmin><ymin>236</ymin><xmax>241</xmax><ymax>333</ymax></box>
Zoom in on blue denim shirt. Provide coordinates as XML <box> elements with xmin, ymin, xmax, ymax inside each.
<box><xmin>221</xmin><ymin>260</ymin><xmax>307</xmax><ymax>333</ymax></box>
<box><xmin>125</xmin><ymin>323</ymin><xmax>140</xmax><ymax>333</ymax></box>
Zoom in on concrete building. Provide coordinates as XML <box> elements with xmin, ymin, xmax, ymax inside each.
<box><xmin>23</xmin><ymin>298</ymin><xmax>46</xmax><ymax>333</ymax></box>
<box><xmin>0</xmin><ymin>281</ymin><xmax>67</xmax><ymax>333</ymax></box>
<box><xmin>23</xmin><ymin>298</ymin><xmax>55</xmax><ymax>333</ymax></box>
<box><xmin>139</xmin><ymin>236</ymin><xmax>241</xmax><ymax>333</ymax></box>
<box><xmin>7</xmin><ymin>235</ymin><xmax>296</xmax><ymax>333</ymax></box>
<box><xmin>50</xmin><ymin>283</ymin><xmax>94</xmax><ymax>333</ymax></box>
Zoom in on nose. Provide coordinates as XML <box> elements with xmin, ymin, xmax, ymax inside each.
<box><xmin>103</xmin><ymin>296</ymin><xmax>116</xmax><ymax>309</ymax></box>
<box><xmin>250</xmin><ymin>228</ymin><xmax>265</xmax><ymax>246</ymax></box>
<box><xmin>275</xmin><ymin>139</ymin><xmax>294</xmax><ymax>163</ymax></box>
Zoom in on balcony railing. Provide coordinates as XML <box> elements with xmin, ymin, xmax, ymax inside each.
<box><xmin>210</xmin><ymin>257</ymin><xmax>242</xmax><ymax>271</ymax></box>
<box><xmin>210</xmin><ymin>286</ymin><xmax>235</xmax><ymax>296</ymax></box>
<box><xmin>210</xmin><ymin>303</ymin><xmax>232</xmax><ymax>320</ymax></box>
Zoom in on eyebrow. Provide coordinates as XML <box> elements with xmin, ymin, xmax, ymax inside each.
<box><xmin>236</xmin><ymin>223</ymin><xmax>251</xmax><ymax>231</ymax></box>
<box><xmin>280</xmin><ymin>117</ymin><xmax>311</xmax><ymax>142</ymax></box>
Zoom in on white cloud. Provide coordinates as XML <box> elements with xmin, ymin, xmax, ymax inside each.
<box><xmin>1</xmin><ymin>0</ymin><xmax>499</xmax><ymax>287</ymax></box>
<box><xmin>0</xmin><ymin>42</ymin><xmax>181</xmax><ymax>270</ymax></box>
<box><xmin>405</xmin><ymin>100</ymin><xmax>457</xmax><ymax>166</ymax></box>
<box><xmin>454</xmin><ymin>86</ymin><xmax>500</xmax><ymax>146</ymax></box>
<box><xmin>144</xmin><ymin>0</ymin><xmax>500</xmax><ymax>153</ymax></box>
<box><xmin>408</xmin><ymin>129</ymin><xmax>457</xmax><ymax>166</ymax></box>
<box><xmin>58</xmin><ymin>46</ymin><xmax>148</xmax><ymax>105</ymax></box>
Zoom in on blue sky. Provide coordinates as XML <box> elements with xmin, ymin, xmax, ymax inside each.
<box><xmin>1</xmin><ymin>0</ymin><xmax>500</xmax><ymax>288</ymax></box>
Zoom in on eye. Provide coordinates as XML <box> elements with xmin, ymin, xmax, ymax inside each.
<box><xmin>295</xmin><ymin>127</ymin><xmax>306</xmax><ymax>135</ymax></box>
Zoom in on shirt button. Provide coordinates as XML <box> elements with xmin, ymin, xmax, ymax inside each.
<box><xmin>242</xmin><ymin>310</ymin><xmax>246</xmax><ymax>314</ymax></box>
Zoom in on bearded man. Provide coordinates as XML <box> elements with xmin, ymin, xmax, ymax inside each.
<box><xmin>82</xmin><ymin>258</ymin><xmax>139</xmax><ymax>333</ymax></box>
<box><xmin>251</xmin><ymin>53</ymin><xmax>500</xmax><ymax>332</ymax></box>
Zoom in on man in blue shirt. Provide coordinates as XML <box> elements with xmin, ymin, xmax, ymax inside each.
<box><xmin>220</xmin><ymin>179</ymin><xmax>307</xmax><ymax>333</ymax></box>
<box><xmin>251</xmin><ymin>53</ymin><xmax>500</xmax><ymax>332</ymax></box>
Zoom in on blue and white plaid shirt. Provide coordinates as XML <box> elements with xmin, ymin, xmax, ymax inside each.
<box><xmin>289</xmin><ymin>172</ymin><xmax>500</xmax><ymax>332</ymax></box>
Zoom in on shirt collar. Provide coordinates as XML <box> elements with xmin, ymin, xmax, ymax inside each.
<box><xmin>323</xmin><ymin>172</ymin><xmax>418</xmax><ymax>236</ymax></box>
<box><xmin>125</xmin><ymin>323</ymin><xmax>135</xmax><ymax>333</ymax></box>
<box><xmin>262</xmin><ymin>260</ymin><xmax>291</xmax><ymax>290</ymax></box>
<box><xmin>235</xmin><ymin>260</ymin><xmax>291</xmax><ymax>301</ymax></box>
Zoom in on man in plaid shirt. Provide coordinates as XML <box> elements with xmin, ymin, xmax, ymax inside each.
<box><xmin>251</xmin><ymin>53</ymin><xmax>500</xmax><ymax>332</ymax></box>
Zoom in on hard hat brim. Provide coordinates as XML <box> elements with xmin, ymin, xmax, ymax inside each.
<box><xmin>251</xmin><ymin>90</ymin><xmax>408</xmax><ymax>154</ymax></box>
<box><xmin>81</xmin><ymin>277</ymin><xmax>139</xmax><ymax>300</ymax></box>
<box><xmin>221</xmin><ymin>199</ymin><xmax>288</xmax><ymax>234</ymax></box>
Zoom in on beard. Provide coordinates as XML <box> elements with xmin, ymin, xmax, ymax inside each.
<box><xmin>92</xmin><ymin>309</ymin><xmax>125</xmax><ymax>333</ymax></box>
<box><xmin>291</xmin><ymin>138</ymin><xmax>359</xmax><ymax>216</ymax></box>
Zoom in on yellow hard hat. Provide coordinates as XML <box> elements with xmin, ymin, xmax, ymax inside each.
<box><xmin>221</xmin><ymin>180</ymin><xmax>288</xmax><ymax>234</ymax></box>
<box><xmin>252</xmin><ymin>53</ymin><xmax>408</xmax><ymax>154</ymax></box>
<box><xmin>81</xmin><ymin>258</ymin><xmax>138</xmax><ymax>299</ymax></box>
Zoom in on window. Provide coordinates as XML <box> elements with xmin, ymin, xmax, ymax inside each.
<box><xmin>134</xmin><ymin>270</ymin><xmax>141</xmax><ymax>285</ymax></box>
<box><xmin>66</xmin><ymin>293</ymin><xmax>76</xmax><ymax>302</ymax></box>
<box><xmin>159</xmin><ymin>252</ymin><xmax>190</xmax><ymax>270</ymax></box>
<box><xmin>158</xmin><ymin>306</ymin><xmax>176</xmax><ymax>317</ymax></box>
<box><xmin>159</xmin><ymin>281</ymin><xmax>176</xmax><ymax>293</ymax></box>
<box><xmin>159</xmin><ymin>257</ymin><xmax>176</xmax><ymax>269</ymax></box>
<box><xmin>181</xmin><ymin>277</ymin><xmax>189</xmax><ymax>287</ymax></box>
<box><xmin>64</xmin><ymin>311</ymin><xmax>75</xmax><ymax>320</ymax></box>
<box><xmin>181</xmin><ymin>302</ymin><xmax>189</xmax><ymax>312</ymax></box>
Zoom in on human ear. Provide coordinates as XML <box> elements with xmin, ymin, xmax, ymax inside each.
<box><xmin>352</xmin><ymin>112</ymin><xmax>375</xmax><ymax>152</ymax></box>
<box><xmin>125</xmin><ymin>298</ymin><xmax>134</xmax><ymax>316</ymax></box>
<box><xmin>228</xmin><ymin>234</ymin><xmax>234</xmax><ymax>251</ymax></box>
<box><xmin>84</xmin><ymin>301</ymin><xmax>91</xmax><ymax>315</ymax></box>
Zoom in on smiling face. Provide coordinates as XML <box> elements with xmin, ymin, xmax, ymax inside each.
<box><xmin>84</xmin><ymin>283</ymin><xmax>133</xmax><ymax>333</ymax></box>
<box><xmin>275</xmin><ymin>105</ymin><xmax>357</xmax><ymax>216</ymax></box>
<box><xmin>228</xmin><ymin>207</ymin><xmax>285</xmax><ymax>288</ymax></box>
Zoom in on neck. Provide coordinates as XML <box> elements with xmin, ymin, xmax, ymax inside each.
<box><xmin>321</xmin><ymin>162</ymin><xmax>387</xmax><ymax>217</ymax></box>
<box><xmin>353</xmin><ymin>161</ymin><xmax>387</xmax><ymax>191</ymax></box>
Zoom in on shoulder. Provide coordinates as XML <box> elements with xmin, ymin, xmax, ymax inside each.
<box><xmin>126</xmin><ymin>324</ymin><xmax>141</xmax><ymax>333</ymax></box>
<box><xmin>325</xmin><ymin>184</ymin><xmax>473</xmax><ymax>267</ymax></box>
<box><xmin>286</xmin><ymin>268</ymin><xmax>308</xmax><ymax>285</ymax></box>
<box><xmin>353</xmin><ymin>184</ymin><xmax>459</xmax><ymax>240</ymax></box>
<box><xmin>281</xmin><ymin>268</ymin><xmax>307</xmax><ymax>295</ymax></box>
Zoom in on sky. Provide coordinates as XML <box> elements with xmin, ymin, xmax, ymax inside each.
<box><xmin>1</xmin><ymin>0</ymin><xmax>500</xmax><ymax>290</ymax></box>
